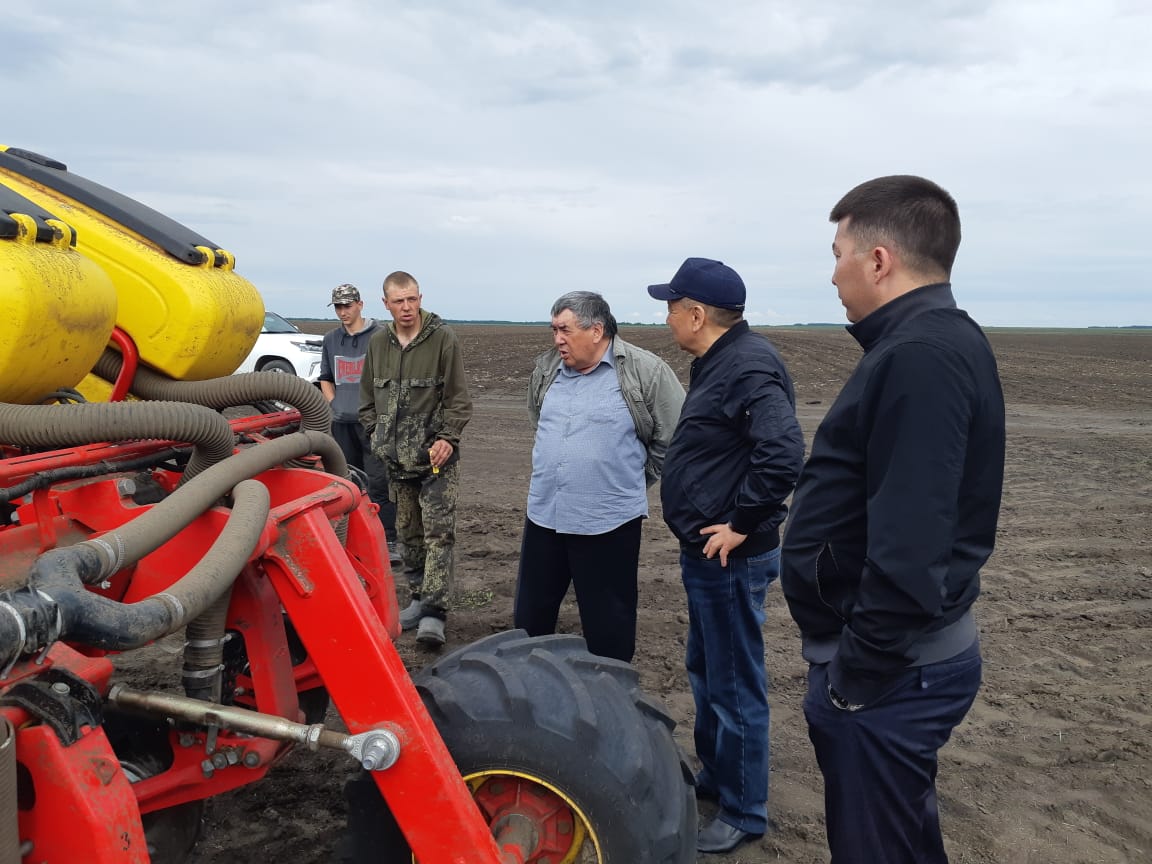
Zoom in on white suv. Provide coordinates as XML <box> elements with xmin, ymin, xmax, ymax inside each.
<box><xmin>234</xmin><ymin>311</ymin><xmax>322</xmax><ymax>381</ymax></box>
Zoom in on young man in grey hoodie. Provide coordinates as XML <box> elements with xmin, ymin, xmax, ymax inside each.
<box><xmin>318</xmin><ymin>283</ymin><xmax>398</xmax><ymax>559</ymax></box>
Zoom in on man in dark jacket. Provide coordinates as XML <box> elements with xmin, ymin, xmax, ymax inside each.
<box><xmin>359</xmin><ymin>271</ymin><xmax>472</xmax><ymax>648</ymax></box>
<box><xmin>648</xmin><ymin>257</ymin><xmax>804</xmax><ymax>855</ymax></box>
<box><xmin>782</xmin><ymin>175</ymin><xmax>1005</xmax><ymax>864</ymax></box>
<box><xmin>318</xmin><ymin>283</ymin><xmax>397</xmax><ymax>560</ymax></box>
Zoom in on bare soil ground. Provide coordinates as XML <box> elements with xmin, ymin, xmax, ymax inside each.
<box><xmin>186</xmin><ymin>325</ymin><xmax>1152</xmax><ymax>864</ymax></box>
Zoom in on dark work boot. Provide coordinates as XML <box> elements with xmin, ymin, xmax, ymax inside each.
<box><xmin>398</xmin><ymin>599</ymin><xmax>422</xmax><ymax>631</ymax></box>
<box><xmin>416</xmin><ymin>616</ymin><xmax>446</xmax><ymax>648</ymax></box>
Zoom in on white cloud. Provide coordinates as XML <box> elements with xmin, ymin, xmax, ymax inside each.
<box><xmin>2</xmin><ymin>0</ymin><xmax>1149</xmax><ymax>326</ymax></box>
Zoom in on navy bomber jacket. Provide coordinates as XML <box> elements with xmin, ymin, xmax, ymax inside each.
<box><xmin>781</xmin><ymin>283</ymin><xmax>1005</xmax><ymax>706</ymax></box>
<box><xmin>661</xmin><ymin>321</ymin><xmax>804</xmax><ymax>559</ymax></box>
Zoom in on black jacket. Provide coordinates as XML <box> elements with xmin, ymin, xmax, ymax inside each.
<box><xmin>661</xmin><ymin>322</ymin><xmax>804</xmax><ymax>558</ymax></box>
<box><xmin>781</xmin><ymin>283</ymin><xmax>1005</xmax><ymax>705</ymax></box>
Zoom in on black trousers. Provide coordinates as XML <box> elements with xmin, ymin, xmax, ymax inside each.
<box><xmin>803</xmin><ymin>642</ymin><xmax>982</xmax><ymax>863</ymax></box>
<box><xmin>513</xmin><ymin>516</ymin><xmax>643</xmax><ymax>663</ymax></box>
<box><xmin>331</xmin><ymin>421</ymin><xmax>396</xmax><ymax>540</ymax></box>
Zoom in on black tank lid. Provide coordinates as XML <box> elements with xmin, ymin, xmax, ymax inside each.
<box><xmin>0</xmin><ymin>147</ymin><xmax>227</xmax><ymax>266</ymax></box>
<box><xmin>0</xmin><ymin>182</ymin><xmax>74</xmax><ymax>245</ymax></box>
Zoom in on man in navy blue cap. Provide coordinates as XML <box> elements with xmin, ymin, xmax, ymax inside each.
<box><xmin>649</xmin><ymin>258</ymin><xmax>804</xmax><ymax>854</ymax></box>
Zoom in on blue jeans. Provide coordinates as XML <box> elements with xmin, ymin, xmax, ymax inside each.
<box><xmin>803</xmin><ymin>641</ymin><xmax>982</xmax><ymax>863</ymax></box>
<box><xmin>681</xmin><ymin>546</ymin><xmax>779</xmax><ymax>834</ymax></box>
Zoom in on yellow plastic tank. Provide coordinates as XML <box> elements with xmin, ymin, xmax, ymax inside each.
<box><xmin>0</xmin><ymin>146</ymin><xmax>264</xmax><ymax>384</ymax></box>
<box><xmin>0</xmin><ymin>184</ymin><xmax>118</xmax><ymax>404</ymax></box>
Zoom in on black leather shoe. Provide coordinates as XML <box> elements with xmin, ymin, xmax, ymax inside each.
<box><xmin>696</xmin><ymin>816</ymin><xmax>761</xmax><ymax>854</ymax></box>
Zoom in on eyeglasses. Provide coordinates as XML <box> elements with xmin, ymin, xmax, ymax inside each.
<box><xmin>334</xmin><ymin>303</ymin><xmax>353</xmax><ymax>310</ymax></box>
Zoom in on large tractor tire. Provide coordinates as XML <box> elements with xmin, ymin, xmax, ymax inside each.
<box><xmin>343</xmin><ymin>630</ymin><xmax>697</xmax><ymax>863</ymax></box>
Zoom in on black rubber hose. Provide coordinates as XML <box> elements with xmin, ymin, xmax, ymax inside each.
<box><xmin>0</xmin><ymin>448</ymin><xmax>184</xmax><ymax>504</ymax></box>
<box><xmin>36</xmin><ymin>479</ymin><xmax>269</xmax><ymax>650</ymax></box>
<box><xmin>0</xmin><ymin>598</ymin><xmax>32</xmax><ymax>676</ymax></box>
<box><xmin>0</xmin><ymin>401</ymin><xmax>233</xmax><ymax>482</ymax></box>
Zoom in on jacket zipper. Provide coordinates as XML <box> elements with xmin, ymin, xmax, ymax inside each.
<box><xmin>814</xmin><ymin>541</ymin><xmax>847</xmax><ymax>624</ymax></box>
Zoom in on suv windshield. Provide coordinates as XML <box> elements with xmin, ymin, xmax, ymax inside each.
<box><xmin>263</xmin><ymin>312</ymin><xmax>300</xmax><ymax>334</ymax></box>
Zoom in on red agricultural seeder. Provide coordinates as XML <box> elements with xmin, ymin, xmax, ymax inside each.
<box><xmin>0</xmin><ymin>145</ymin><xmax>694</xmax><ymax>863</ymax></box>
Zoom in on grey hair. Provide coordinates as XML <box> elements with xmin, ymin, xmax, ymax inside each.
<box><xmin>550</xmin><ymin>291</ymin><xmax>618</xmax><ymax>338</ymax></box>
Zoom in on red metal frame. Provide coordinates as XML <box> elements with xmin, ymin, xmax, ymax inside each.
<box><xmin>0</xmin><ymin>419</ymin><xmax>511</xmax><ymax>863</ymax></box>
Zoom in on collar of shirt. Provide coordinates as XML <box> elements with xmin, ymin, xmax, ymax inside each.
<box><xmin>690</xmin><ymin>321</ymin><xmax>748</xmax><ymax>383</ymax></box>
<box><xmin>848</xmin><ymin>282</ymin><xmax>956</xmax><ymax>351</ymax></box>
<box><xmin>528</xmin><ymin>339</ymin><xmax>647</xmax><ymax>533</ymax></box>
<box><xmin>557</xmin><ymin>339</ymin><xmax>616</xmax><ymax>379</ymax></box>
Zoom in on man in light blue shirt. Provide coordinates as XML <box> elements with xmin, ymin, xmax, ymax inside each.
<box><xmin>516</xmin><ymin>292</ymin><xmax>684</xmax><ymax>661</ymax></box>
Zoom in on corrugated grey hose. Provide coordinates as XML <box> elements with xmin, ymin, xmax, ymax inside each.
<box><xmin>80</xmin><ymin>431</ymin><xmax>347</xmax><ymax>586</ymax></box>
<box><xmin>183</xmin><ymin>588</ymin><xmax>234</xmax><ymax>702</ymax></box>
<box><xmin>93</xmin><ymin>350</ymin><xmax>333</xmax><ymax>440</ymax></box>
<box><xmin>0</xmin><ymin>718</ymin><xmax>16</xmax><ymax>864</ymax></box>
<box><xmin>30</xmin><ymin>430</ymin><xmax>349</xmax><ymax>651</ymax></box>
<box><xmin>0</xmin><ymin>431</ymin><xmax>351</xmax><ymax>676</ymax></box>
<box><xmin>0</xmin><ymin>400</ymin><xmax>234</xmax><ymax>482</ymax></box>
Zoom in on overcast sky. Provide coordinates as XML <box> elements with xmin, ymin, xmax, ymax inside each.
<box><xmin>5</xmin><ymin>1</ymin><xmax>1150</xmax><ymax>326</ymax></box>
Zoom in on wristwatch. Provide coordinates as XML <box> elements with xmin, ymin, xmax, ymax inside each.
<box><xmin>827</xmin><ymin>682</ymin><xmax>865</xmax><ymax>712</ymax></box>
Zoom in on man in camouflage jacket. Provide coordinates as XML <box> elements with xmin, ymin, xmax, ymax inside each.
<box><xmin>359</xmin><ymin>271</ymin><xmax>473</xmax><ymax>647</ymax></box>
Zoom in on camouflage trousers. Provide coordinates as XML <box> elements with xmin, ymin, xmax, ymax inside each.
<box><xmin>390</xmin><ymin>462</ymin><xmax>459</xmax><ymax>619</ymax></box>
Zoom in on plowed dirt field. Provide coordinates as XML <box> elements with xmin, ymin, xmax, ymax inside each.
<box><xmin>186</xmin><ymin>325</ymin><xmax>1151</xmax><ymax>864</ymax></box>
